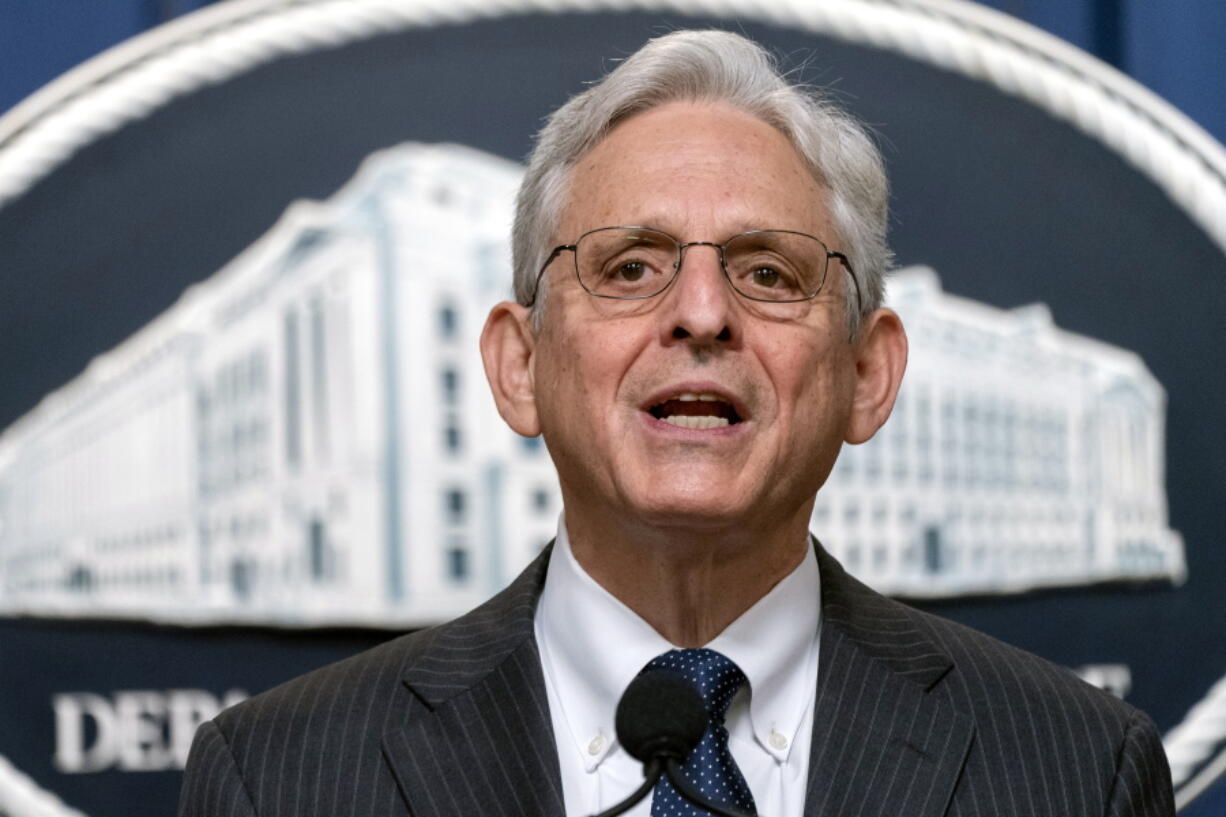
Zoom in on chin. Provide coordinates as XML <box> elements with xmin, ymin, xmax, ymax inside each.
<box><xmin>625</xmin><ymin>490</ymin><xmax>758</xmax><ymax>532</ymax></box>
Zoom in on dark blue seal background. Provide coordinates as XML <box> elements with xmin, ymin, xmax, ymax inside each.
<box><xmin>0</xmin><ymin>10</ymin><xmax>1222</xmax><ymax>816</ymax></box>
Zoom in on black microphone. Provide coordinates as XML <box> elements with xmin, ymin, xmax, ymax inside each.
<box><xmin>617</xmin><ymin>671</ymin><xmax>707</xmax><ymax>765</ymax></box>
<box><xmin>589</xmin><ymin>671</ymin><xmax>757</xmax><ymax>817</ymax></box>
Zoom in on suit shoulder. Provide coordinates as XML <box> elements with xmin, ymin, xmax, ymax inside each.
<box><xmin>208</xmin><ymin>550</ymin><xmax>549</xmax><ymax>746</ymax></box>
<box><xmin>817</xmin><ymin>553</ymin><xmax>1173</xmax><ymax>812</ymax></box>
<box><xmin>819</xmin><ymin>550</ymin><xmax>1139</xmax><ymax>727</ymax></box>
<box><xmin>880</xmin><ymin>595</ymin><xmax>1172</xmax><ymax>812</ymax></box>
<box><xmin>890</xmin><ymin>594</ymin><xmax>1143</xmax><ymax>729</ymax></box>
<box><xmin>180</xmin><ymin>627</ymin><xmax>447</xmax><ymax>816</ymax></box>
<box><xmin>211</xmin><ymin>625</ymin><xmax>438</xmax><ymax>742</ymax></box>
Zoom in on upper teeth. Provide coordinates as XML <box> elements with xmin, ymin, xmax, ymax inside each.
<box><xmin>662</xmin><ymin>415</ymin><xmax>730</xmax><ymax>429</ymax></box>
<box><xmin>674</xmin><ymin>392</ymin><xmax>728</xmax><ymax>402</ymax></box>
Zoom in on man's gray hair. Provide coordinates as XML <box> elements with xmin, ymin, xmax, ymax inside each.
<box><xmin>512</xmin><ymin>29</ymin><xmax>891</xmax><ymax>333</ymax></box>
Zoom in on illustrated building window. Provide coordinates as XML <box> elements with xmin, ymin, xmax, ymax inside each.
<box><xmin>924</xmin><ymin>526</ymin><xmax>943</xmax><ymax>573</ymax></box>
<box><xmin>891</xmin><ymin>391</ymin><xmax>908</xmax><ymax>482</ymax></box>
<box><xmin>309</xmin><ymin>517</ymin><xmax>327</xmax><ymax>581</ymax></box>
<box><xmin>447</xmin><ymin>539</ymin><xmax>470</xmax><ymax>582</ymax></box>
<box><xmin>963</xmin><ymin>399</ymin><xmax>979</xmax><ymax>488</ymax></box>
<box><xmin>1054</xmin><ymin>415</ymin><xmax>1069</xmax><ymax>492</ymax></box>
<box><xmin>284</xmin><ymin>307</ymin><xmax>302</xmax><ymax>469</ymax></box>
<box><xmin>942</xmin><ymin>397</ymin><xmax>958</xmax><ymax>487</ymax></box>
<box><xmin>1024</xmin><ymin>408</ymin><xmax>1041</xmax><ymax>489</ymax></box>
<box><xmin>439</xmin><ymin>302</ymin><xmax>458</xmax><ymax>341</ymax></box>
<box><xmin>310</xmin><ymin>296</ymin><xmax>330</xmax><ymax>460</ymax></box>
<box><xmin>445</xmin><ymin>425</ymin><xmax>462</xmax><ymax>454</ymax></box>
<box><xmin>865</xmin><ymin>437</ymin><xmax>882</xmax><ymax>479</ymax></box>
<box><xmin>232</xmin><ymin>423</ymin><xmax>244</xmax><ymax>484</ymax></box>
<box><xmin>445</xmin><ymin>489</ymin><xmax>466</xmax><ymax>524</ymax></box>
<box><xmin>532</xmin><ymin>488</ymin><xmax>550</xmax><ymax>514</ymax></box>
<box><xmin>230</xmin><ymin>558</ymin><xmax>253</xmax><ymax>601</ymax></box>
<box><xmin>916</xmin><ymin>391</ymin><xmax>933</xmax><ymax>482</ymax></box>
<box><xmin>441</xmin><ymin>367</ymin><xmax>459</xmax><ymax>405</ymax></box>
<box><xmin>444</xmin><ymin>413</ymin><xmax>462</xmax><ymax>454</ymax></box>
<box><xmin>838</xmin><ymin>447</ymin><xmax>855</xmax><ymax>482</ymax></box>
<box><xmin>1004</xmin><ymin>405</ymin><xmax>1018</xmax><ymax>488</ymax></box>
<box><xmin>66</xmin><ymin>565</ymin><xmax>93</xmax><ymax>593</ymax></box>
<box><xmin>251</xmin><ymin>349</ymin><xmax>267</xmax><ymax>393</ymax></box>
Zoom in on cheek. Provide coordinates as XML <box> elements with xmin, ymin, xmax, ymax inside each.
<box><xmin>537</xmin><ymin>322</ymin><xmax>636</xmax><ymax>425</ymax></box>
<box><xmin>774</xmin><ymin>337</ymin><xmax>852</xmax><ymax>424</ymax></box>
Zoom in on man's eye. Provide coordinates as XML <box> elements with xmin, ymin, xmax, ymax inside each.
<box><xmin>750</xmin><ymin>266</ymin><xmax>783</xmax><ymax>288</ymax></box>
<box><xmin>616</xmin><ymin>261</ymin><xmax>647</xmax><ymax>282</ymax></box>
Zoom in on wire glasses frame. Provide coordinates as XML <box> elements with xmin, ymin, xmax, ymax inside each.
<box><xmin>525</xmin><ymin>225</ymin><xmax>862</xmax><ymax>312</ymax></box>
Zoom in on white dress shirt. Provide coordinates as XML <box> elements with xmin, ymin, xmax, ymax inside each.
<box><xmin>535</xmin><ymin>516</ymin><xmax>821</xmax><ymax>817</ymax></box>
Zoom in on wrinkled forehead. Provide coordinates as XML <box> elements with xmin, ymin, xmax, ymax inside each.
<box><xmin>559</xmin><ymin>101</ymin><xmax>833</xmax><ymax>241</ymax></box>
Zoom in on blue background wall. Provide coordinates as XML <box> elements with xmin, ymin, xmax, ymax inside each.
<box><xmin>3</xmin><ymin>0</ymin><xmax>1225</xmax><ymax>145</ymax></box>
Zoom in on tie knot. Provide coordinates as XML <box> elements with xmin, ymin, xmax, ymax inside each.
<box><xmin>644</xmin><ymin>648</ymin><xmax>747</xmax><ymax>721</ymax></box>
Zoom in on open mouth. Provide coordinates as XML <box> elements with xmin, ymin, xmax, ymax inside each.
<box><xmin>647</xmin><ymin>392</ymin><xmax>744</xmax><ymax>429</ymax></box>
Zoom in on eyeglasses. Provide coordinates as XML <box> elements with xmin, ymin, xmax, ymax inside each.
<box><xmin>526</xmin><ymin>226</ymin><xmax>860</xmax><ymax>310</ymax></box>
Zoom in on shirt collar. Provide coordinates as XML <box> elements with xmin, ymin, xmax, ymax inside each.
<box><xmin>708</xmin><ymin>540</ymin><xmax>820</xmax><ymax>762</ymax></box>
<box><xmin>534</xmin><ymin>515</ymin><xmax>820</xmax><ymax>771</ymax></box>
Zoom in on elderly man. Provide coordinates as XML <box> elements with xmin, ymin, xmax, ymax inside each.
<box><xmin>178</xmin><ymin>29</ymin><xmax>1174</xmax><ymax>817</ymax></box>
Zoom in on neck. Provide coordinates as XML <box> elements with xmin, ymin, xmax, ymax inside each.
<box><xmin>564</xmin><ymin>507</ymin><xmax>811</xmax><ymax>647</ymax></box>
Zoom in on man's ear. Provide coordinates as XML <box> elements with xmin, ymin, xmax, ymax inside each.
<box><xmin>845</xmin><ymin>307</ymin><xmax>908</xmax><ymax>444</ymax></box>
<box><xmin>480</xmin><ymin>301</ymin><xmax>541</xmax><ymax>438</ymax></box>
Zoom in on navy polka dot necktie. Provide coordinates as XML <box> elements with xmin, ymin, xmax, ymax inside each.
<box><xmin>644</xmin><ymin>648</ymin><xmax>757</xmax><ymax>816</ymax></box>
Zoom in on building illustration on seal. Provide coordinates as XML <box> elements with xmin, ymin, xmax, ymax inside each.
<box><xmin>819</xmin><ymin>266</ymin><xmax>1183</xmax><ymax>596</ymax></box>
<box><xmin>0</xmin><ymin>143</ymin><xmax>1186</xmax><ymax>625</ymax></box>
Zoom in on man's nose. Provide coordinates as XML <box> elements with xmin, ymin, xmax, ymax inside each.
<box><xmin>663</xmin><ymin>243</ymin><xmax>736</xmax><ymax>345</ymax></box>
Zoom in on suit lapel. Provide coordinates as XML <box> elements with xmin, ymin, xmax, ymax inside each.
<box><xmin>383</xmin><ymin>548</ymin><xmax>566</xmax><ymax>817</ymax></box>
<box><xmin>805</xmin><ymin>545</ymin><xmax>975</xmax><ymax>817</ymax></box>
<box><xmin>381</xmin><ymin>539</ymin><xmax>974</xmax><ymax>817</ymax></box>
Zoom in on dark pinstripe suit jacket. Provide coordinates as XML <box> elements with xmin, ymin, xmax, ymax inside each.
<box><xmin>178</xmin><ymin>544</ymin><xmax>1174</xmax><ymax>816</ymax></box>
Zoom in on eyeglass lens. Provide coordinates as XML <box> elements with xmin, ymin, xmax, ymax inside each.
<box><xmin>574</xmin><ymin>227</ymin><xmax>829</xmax><ymax>302</ymax></box>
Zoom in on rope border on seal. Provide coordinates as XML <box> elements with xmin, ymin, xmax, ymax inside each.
<box><xmin>1166</xmin><ymin>672</ymin><xmax>1226</xmax><ymax>809</ymax></box>
<box><xmin>0</xmin><ymin>0</ymin><xmax>1224</xmax><ymax>254</ymax></box>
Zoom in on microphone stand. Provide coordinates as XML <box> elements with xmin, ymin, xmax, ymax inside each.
<box><xmin>590</xmin><ymin>756</ymin><xmax>757</xmax><ymax>817</ymax></box>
